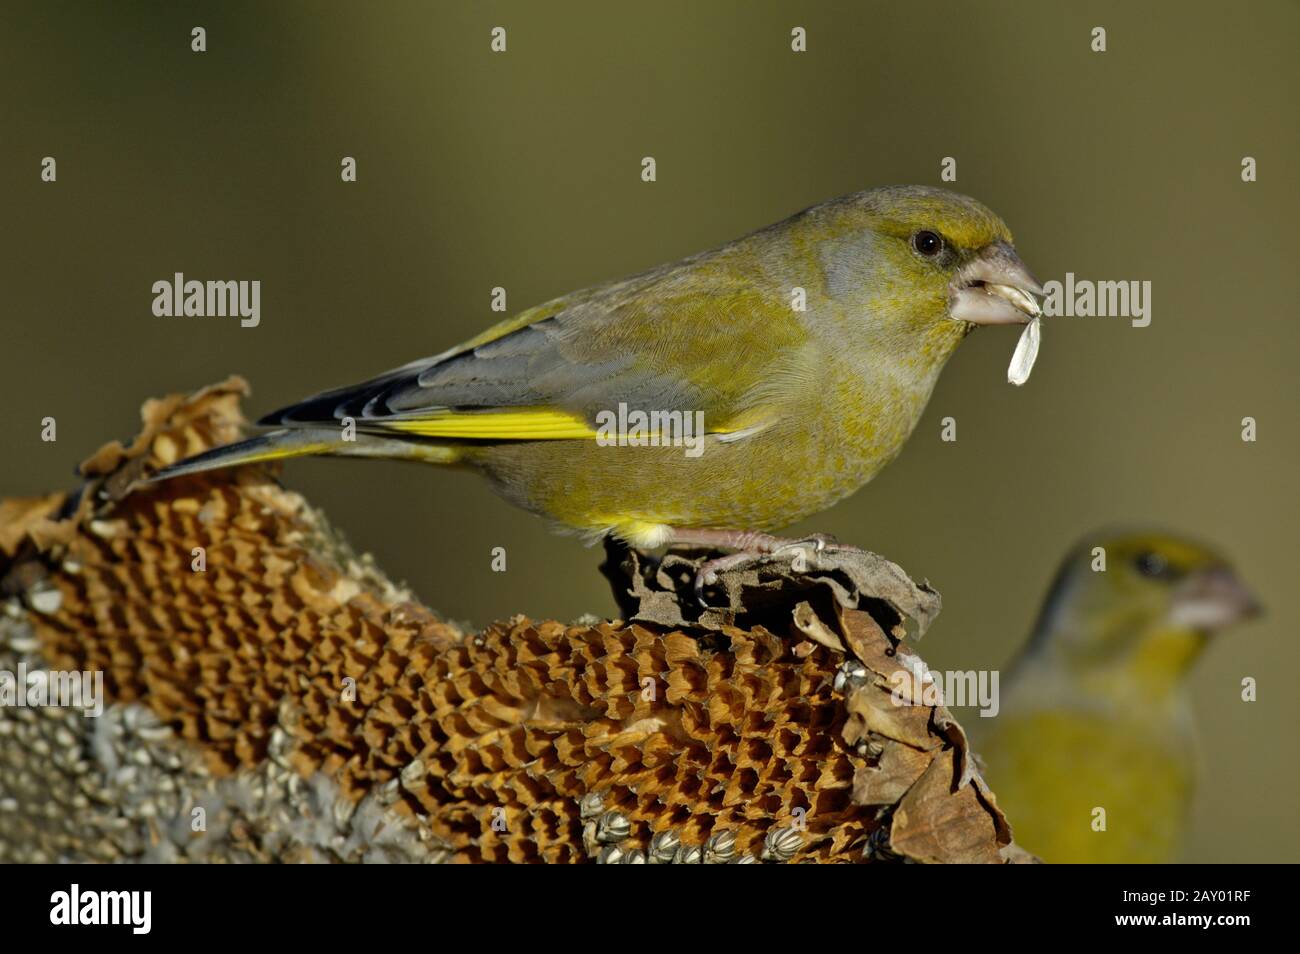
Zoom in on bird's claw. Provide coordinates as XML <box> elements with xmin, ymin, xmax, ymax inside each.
<box><xmin>692</xmin><ymin>552</ymin><xmax>755</xmax><ymax>605</ymax></box>
<box><xmin>693</xmin><ymin>534</ymin><xmax>861</xmax><ymax>606</ymax></box>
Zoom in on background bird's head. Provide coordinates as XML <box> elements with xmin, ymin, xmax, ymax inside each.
<box><xmin>1019</xmin><ymin>530</ymin><xmax>1261</xmax><ymax>701</ymax></box>
<box><xmin>803</xmin><ymin>186</ymin><xmax>1042</xmax><ymax>359</ymax></box>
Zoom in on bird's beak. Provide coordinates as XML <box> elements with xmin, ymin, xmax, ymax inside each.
<box><xmin>1167</xmin><ymin>565</ymin><xmax>1263</xmax><ymax>631</ymax></box>
<box><xmin>948</xmin><ymin>241</ymin><xmax>1044</xmax><ymax>326</ymax></box>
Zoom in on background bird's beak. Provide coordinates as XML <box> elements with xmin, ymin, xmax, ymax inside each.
<box><xmin>1168</xmin><ymin>565</ymin><xmax>1263</xmax><ymax>631</ymax></box>
<box><xmin>949</xmin><ymin>241</ymin><xmax>1044</xmax><ymax>326</ymax></box>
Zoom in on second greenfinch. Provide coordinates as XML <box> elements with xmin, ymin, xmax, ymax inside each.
<box><xmin>978</xmin><ymin>531</ymin><xmax>1261</xmax><ymax>863</ymax></box>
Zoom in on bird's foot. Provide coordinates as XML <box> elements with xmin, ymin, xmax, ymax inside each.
<box><xmin>668</xmin><ymin>528</ymin><xmax>866</xmax><ymax>606</ymax></box>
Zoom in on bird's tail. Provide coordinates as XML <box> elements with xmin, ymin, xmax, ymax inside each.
<box><xmin>146</xmin><ymin>427</ymin><xmax>459</xmax><ymax>483</ymax></box>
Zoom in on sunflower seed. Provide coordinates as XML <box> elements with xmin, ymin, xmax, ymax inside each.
<box><xmin>1007</xmin><ymin>316</ymin><xmax>1042</xmax><ymax>386</ymax></box>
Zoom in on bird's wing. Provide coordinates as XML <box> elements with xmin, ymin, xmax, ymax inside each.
<box><xmin>261</xmin><ymin>264</ymin><xmax>815</xmax><ymax>441</ymax></box>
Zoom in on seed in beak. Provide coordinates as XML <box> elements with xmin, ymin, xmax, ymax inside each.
<box><xmin>984</xmin><ymin>283</ymin><xmax>1042</xmax><ymax>319</ymax></box>
<box><xmin>1007</xmin><ymin>316</ymin><xmax>1042</xmax><ymax>386</ymax></box>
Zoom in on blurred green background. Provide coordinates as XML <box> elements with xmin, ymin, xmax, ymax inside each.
<box><xmin>3</xmin><ymin>1</ymin><xmax>1296</xmax><ymax>861</ymax></box>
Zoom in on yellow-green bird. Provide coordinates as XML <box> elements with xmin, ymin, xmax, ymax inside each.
<box><xmin>979</xmin><ymin>531</ymin><xmax>1260</xmax><ymax>863</ymax></box>
<box><xmin>151</xmin><ymin>186</ymin><xmax>1042</xmax><ymax>555</ymax></box>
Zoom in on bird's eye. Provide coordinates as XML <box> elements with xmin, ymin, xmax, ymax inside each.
<box><xmin>1134</xmin><ymin>551</ymin><xmax>1170</xmax><ymax>579</ymax></box>
<box><xmin>911</xmin><ymin>230</ymin><xmax>944</xmax><ymax>258</ymax></box>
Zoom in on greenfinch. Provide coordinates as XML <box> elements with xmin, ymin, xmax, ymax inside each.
<box><xmin>978</xmin><ymin>531</ymin><xmax>1260</xmax><ymax>863</ymax></box>
<box><xmin>151</xmin><ymin>186</ymin><xmax>1043</xmax><ymax>552</ymax></box>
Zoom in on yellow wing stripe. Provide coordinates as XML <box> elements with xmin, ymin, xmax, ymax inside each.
<box><xmin>383</xmin><ymin>410</ymin><xmax>597</xmax><ymax>440</ymax></box>
<box><xmin>232</xmin><ymin>441</ymin><xmax>336</xmax><ymax>463</ymax></box>
<box><xmin>381</xmin><ymin>408</ymin><xmax>769</xmax><ymax>442</ymax></box>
